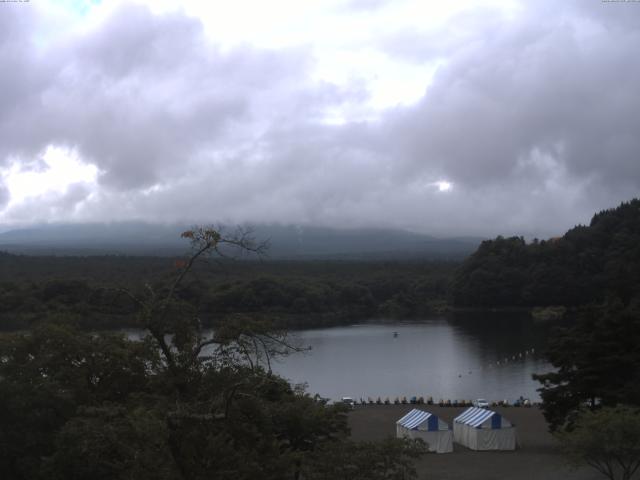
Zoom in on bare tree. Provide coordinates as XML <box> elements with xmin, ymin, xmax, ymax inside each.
<box><xmin>119</xmin><ymin>225</ymin><xmax>303</xmax><ymax>393</ymax></box>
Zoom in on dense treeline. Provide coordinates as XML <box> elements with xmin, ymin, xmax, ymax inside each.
<box><xmin>534</xmin><ymin>298</ymin><xmax>640</xmax><ymax>431</ymax></box>
<box><xmin>0</xmin><ymin>228</ymin><xmax>426</xmax><ymax>479</ymax></box>
<box><xmin>5</xmin><ymin>198</ymin><xmax>640</xmax><ymax>329</ymax></box>
<box><xmin>451</xmin><ymin>199</ymin><xmax>640</xmax><ymax>307</ymax></box>
<box><xmin>448</xmin><ymin>198</ymin><xmax>640</xmax><ymax>440</ymax></box>
<box><xmin>0</xmin><ymin>254</ymin><xmax>455</xmax><ymax>331</ymax></box>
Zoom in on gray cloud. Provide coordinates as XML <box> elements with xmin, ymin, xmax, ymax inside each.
<box><xmin>341</xmin><ymin>0</ymin><xmax>390</xmax><ymax>12</ymax></box>
<box><xmin>0</xmin><ymin>3</ymin><xmax>321</xmax><ymax>189</ymax></box>
<box><xmin>2</xmin><ymin>183</ymin><xmax>92</xmax><ymax>223</ymax></box>
<box><xmin>0</xmin><ymin>181</ymin><xmax>8</xmax><ymax>209</ymax></box>
<box><xmin>385</xmin><ymin>7</ymin><xmax>639</xmax><ymax>183</ymax></box>
<box><xmin>0</xmin><ymin>1</ymin><xmax>639</xmax><ymax>237</ymax></box>
<box><xmin>369</xmin><ymin>0</ymin><xmax>640</xmax><ymax>233</ymax></box>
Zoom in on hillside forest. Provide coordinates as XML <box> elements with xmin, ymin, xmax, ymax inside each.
<box><xmin>1</xmin><ymin>201</ymin><xmax>640</xmax><ymax>479</ymax></box>
<box><xmin>1</xmin><ymin>200</ymin><xmax>640</xmax><ymax>332</ymax></box>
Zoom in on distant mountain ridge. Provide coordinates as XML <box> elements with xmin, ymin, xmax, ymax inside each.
<box><xmin>0</xmin><ymin>222</ymin><xmax>483</xmax><ymax>260</ymax></box>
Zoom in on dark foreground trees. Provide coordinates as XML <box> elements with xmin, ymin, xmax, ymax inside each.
<box><xmin>0</xmin><ymin>227</ymin><xmax>424</xmax><ymax>480</ymax></box>
<box><xmin>556</xmin><ymin>406</ymin><xmax>640</xmax><ymax>480</ymax></box>
<box><xmin>535</xmin><ymin>298</ymin><xmax>640</xmax><ymax>480</ymax></box>
<box><xmin>534</xmin><ymin>298</ymin><xmax>640</xmax><ymax>431</ymax></box>
<box><xmin>451</xmin><ymin>198</ymin><xmax>640</xmax><ymax>308</ymax></box>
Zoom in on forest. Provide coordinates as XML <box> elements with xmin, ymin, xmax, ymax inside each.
<box><xmin>0</xmin><ymin>252</ymin><xmax>454</xmax><ymax>331</ymax></box>
<box><xmin>451</xmin><ymin>199</ymin><xmax>640</xmax><ymax>308</ymax></box>
<box><xmin>2</xmin><ymin>200</ymin><xmax>640</xmax><ymax>333</ymax></box>
<box><xmin>448</xmin><ymin>199</ymin><xmax>640</xmax><ymax>448</ymax></box>
<box><xmin>2</xmin><ymin>203</ymin><xmax>640</xmax><ymax>479</ymax></box>
<box><xmin>0</xmin><ymin>228</ymin><xmax>428</xmax><ymax>479</ymax></box>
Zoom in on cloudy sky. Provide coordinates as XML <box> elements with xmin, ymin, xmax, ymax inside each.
<box><xmin>0</xmin><ymin>0</ymin><xmax>638</xmax><ymax>237</ymax></box>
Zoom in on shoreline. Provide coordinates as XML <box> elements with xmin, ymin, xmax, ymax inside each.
<box><xmin>348</xmin><ymin>405</ymin><xmax>600</xmax><ymax>480</ymax></box>
<box><xmin>338</xmin><ymin>398</ymin><xmax>539</xmax><ymax>408</ymax></box>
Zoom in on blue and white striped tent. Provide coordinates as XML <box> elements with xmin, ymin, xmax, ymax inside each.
<box><xmin>396</xmin><ymin>409</ymin><xmax>453</xmax><ymax>453</ymax></box>
<box><xmin>453</xmin><ymin>407</ymin><xmax>516</xmax><ymax>450</ymax></box>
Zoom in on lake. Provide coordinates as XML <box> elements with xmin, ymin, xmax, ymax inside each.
<box><xmin>123</xmin><ymin>313</ymin><xmax>556</xmax><ymax>403</ymax></box>
<box><xmin>271</xmin><ymin>315</ymin><xmax>554</xmax><ymax>403</ymax></box>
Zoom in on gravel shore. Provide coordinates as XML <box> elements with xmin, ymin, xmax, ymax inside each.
<box><xmin>348</xmin><ymin>405</ymin><xmax>601</xmax><ymax>480</ymax></box>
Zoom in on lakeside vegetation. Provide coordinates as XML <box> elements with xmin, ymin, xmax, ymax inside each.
<box><xmin>2</xmin><ymin>199</ymin><xmax>639</xmax><ymax>334</ymax></box>
<box><xmin>0</xmin><ymin>227</ymin><xmax>428</xmax><ymax>480</ymax></box>
<box><xmin>0</xmin><ymin>254</ymin><xmax>455</xmax><ymax>331</ymax></box>
<box><xmin>1</xmin><ymin>201</ymin><xmax>640</xmax><ymax>478</ymax></box>
<box><xmin>451</xmin><ymin>199</ymin><xmax>640</xmax><ymax>308</ymax></box>
<box><xmin>446</xmin><ymin>200</ymin><xmax>640</xmax><ymax>453</ymax></box>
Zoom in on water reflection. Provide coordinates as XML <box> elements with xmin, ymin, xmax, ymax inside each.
<box><xmin>273</xmin><ymin>315</ymin><xmax>554</xmax><ymax>402</ymax></box>
<box><xmin>121</xmin><ymin>314</ymin><xmax>557</xmax><ymax>403</ymax></box>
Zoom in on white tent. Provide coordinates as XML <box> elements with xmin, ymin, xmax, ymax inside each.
<box><xmin>396</xmin><ymin>409</ymin><xmax>453</xmax><ymax>453</ymax></box>
<box><xmin>453</xmin><ymin>407</ymin><xmax>516</xmax><ymax>451</ymax></box>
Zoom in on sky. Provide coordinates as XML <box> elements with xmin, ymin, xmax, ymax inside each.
<box><xmin>0</xmin><ymin>0</ymin><xmax>639</xmax><ymax>237</ymax></box>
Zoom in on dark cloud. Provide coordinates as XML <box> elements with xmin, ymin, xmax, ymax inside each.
<box><xmin>0</xmin><ymin>1</ymin><xmax>639</xmax><ymax>237</ymax></box>
<box><xmin>391</xmin><ymin>1</ymin><xmax>640</xmax><ymax>187</ymax></box>
<box><xmin>367</xmin><ymin>0</ymin><xmax>640</xmax><ymax>233</ymax></box>
<box><xmin>0</xmin><ymin>3</ymin><xmax>320</xmax><ymax>189</ymax></box>
<box><xmin>1</xmin><ymin>182</ymin><xmax>92</xmax><ymax>223</ymax></box>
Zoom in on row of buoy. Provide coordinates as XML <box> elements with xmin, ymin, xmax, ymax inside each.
<box><xmin>455</xmin><ymin>348</ymin><xmax>538</xmax><ymax>377</ymax></box>
<box><xmin>358</xmin><ymin>396</ymin><xmax>466</xmax><ymax>406</ymax></box>
<box><xmin>349</xmin><ymin>397</ymin><xmax>536</xmax><ymax>407</ymax></box>
<box><xmin>489</xmin><ymin>348</ymin><xmax>536</xmax><ymax>367</ymax></box>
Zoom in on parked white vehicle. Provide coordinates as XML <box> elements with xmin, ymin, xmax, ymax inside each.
<box><xmin>474</xmin><ymin>398</ymin><xmax>489</xmax><ymax>408</ymax></box>
<box><xmin>341</xmin><ymin>397</ymin><xmax>356</xmax><ymax>409</ymax></box>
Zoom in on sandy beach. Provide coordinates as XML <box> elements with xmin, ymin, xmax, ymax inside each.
<box><xmin>348</xmin><ymin>405</ymin><xmax>601</xmax><ymax>480</ymax></box>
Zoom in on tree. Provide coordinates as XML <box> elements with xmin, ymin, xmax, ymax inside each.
<box><xmin>451</xmin><ymin>198</ymin><xmax>640</xmax><ymax>309</ymax></box>
<box><xmin>0</xmin><ymin>321</ymin><xmax>159</xmax><ymax>479</ymax></box>
<box><xmin>533</xmin><ymin>298</ymin><xmax>640</xmax><ymax>430</ymax></box>
<box><xmin>556</xmin><ymin>406</ymin><xmax>640</xmax><ymax>480</ymax></box>
<box><xmin>0</xmin><ymin>226</ymin><xmax>424</xmax><ymax>479</ymax></box>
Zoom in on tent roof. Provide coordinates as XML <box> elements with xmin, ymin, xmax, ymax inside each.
<box><xmin>454</xmin><ymin>407</ymin><xmax>498</xmax><ymax>427</ymax></box>
<box><xmin>397</xmin><ymin>409</ymin><xmax>435</xmax><ymax>429</ymax></box>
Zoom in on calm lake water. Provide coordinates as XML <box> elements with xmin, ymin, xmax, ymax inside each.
<box><xmin>272</xmin><ymin>315</ymin><xmax>554</xmax><ymax>403</ymax></box>
<box><xmin>124</xmin><ymin>313</ymin><xmax>555</xmax><ymax>403</ymax></box>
